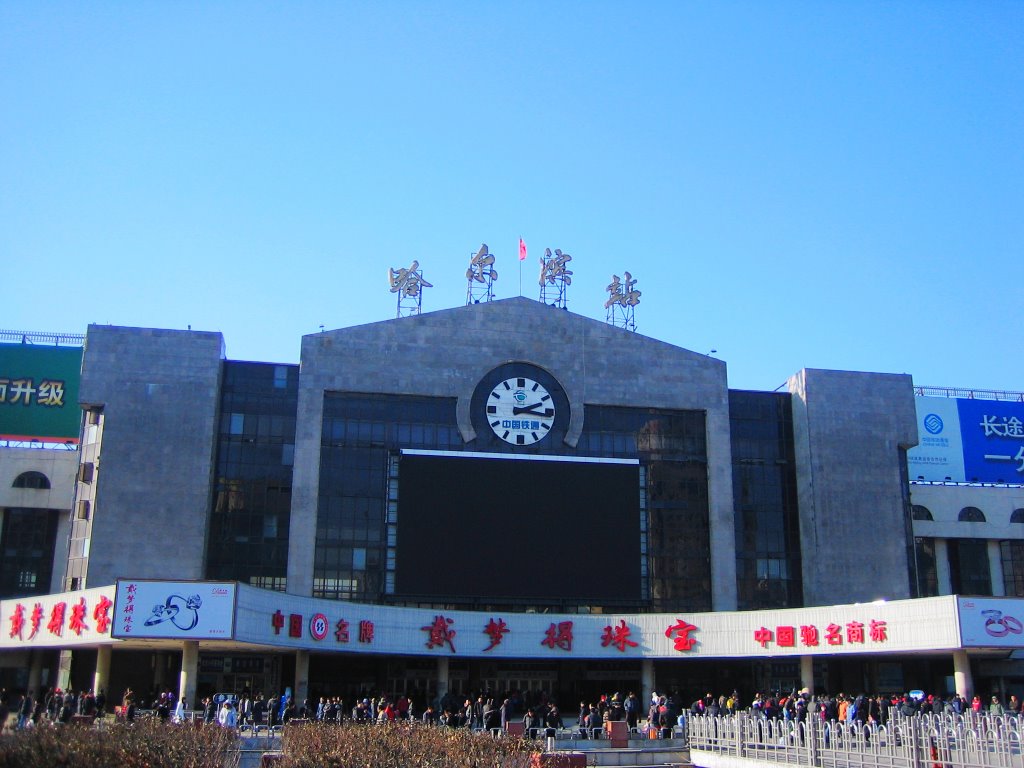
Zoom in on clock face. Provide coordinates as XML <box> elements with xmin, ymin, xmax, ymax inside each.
<box><xmin>486</xmin><ymin>377</ymin><xmax>555</xmax><ymax>445</ymax></box>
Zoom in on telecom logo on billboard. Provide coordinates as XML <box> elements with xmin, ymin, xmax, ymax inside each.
<box><xmin>0</xmin><ymin>343</ymin><xmax>82</xmax><ymax>443</ymax></box>
<box><xmin>909</xmin><ymin>397</ymin><xmax>1024</xmax><ymax>484</ymax></box>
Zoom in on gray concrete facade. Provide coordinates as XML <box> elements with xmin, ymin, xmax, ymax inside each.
<box><xmin>288</xmin><ymin>297</ymin><xmax>738</xmax><ymax>609</ymax></box>
<box><xmin>78</xmin><ymin>325</ymin><xmax>225</xmax><ymax>587</ymax></box>
<box><xmin>0</xmin><ymin>446</ymin><xmax>78</xmax><ymax>592</ymax></box>
<box><xmin>788</xmin><ymin>368</ymin><xmax>919</xmax><ymax>606</ymax></box>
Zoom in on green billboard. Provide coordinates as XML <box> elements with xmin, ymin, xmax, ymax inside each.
<box><xmin>0</xmin><ymin>343</ymin><xmax>82</xmax><ymax>443</ymax></box>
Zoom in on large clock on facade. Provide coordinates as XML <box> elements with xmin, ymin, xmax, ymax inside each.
<box><xmin>486</xmin><ymin>377</ymin><xmax>555</xmax><ymax>445</ymax></box>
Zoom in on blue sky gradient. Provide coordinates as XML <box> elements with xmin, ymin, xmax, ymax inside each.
<box><xmin>2</xmin><ymin>2</ymin><xmax>1021</xmax><ymax>391</ymax></box>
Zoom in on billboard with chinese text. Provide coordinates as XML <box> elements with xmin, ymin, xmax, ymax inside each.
<box><xmin>0</xmin><ymin>343</ymin><xmax>82</xmax><ymax>443</ymax></box>
<box><xmin>233</xmin><ymin>584</ymin><xmax>960</xmax><ymax>658</ymax></box>
<box><xmin>908</xmin><ymin>397</ymin><xmax>1024</xmax><ymax>484</ymax></box>
<box><xmin>0</xmin><ymin>586</ymin><xmax>115</xmax><ymax>648</ymax></box>
<box><xmin>111</xmin><ymin>580</ymin><xmax>236</xmax><ymax>640</ymax></box>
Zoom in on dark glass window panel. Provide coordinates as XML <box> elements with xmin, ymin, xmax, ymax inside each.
<box><xmin>948</xmin><ymin>538</ymin><xmax>992</xmax><ymax>595</ymax></box>
<box><xmin>0</xmin><ymin>509</ymin><xmax>59</xmax><ymax>598</ymax></box>
<box><xmin>12</xmin><ymin>471</ymin><xmax>50</xmax><ymax>490</ymax></box>
<box><xmin>730</xmin><ymin>391</ymin><xmax>802</xmax><ymax>610</ymax></box>
<box><xmin>912</xmin><ymin>505</ymin><xmax>934</xmax><ymax>521</ymax></box>
<box><xmin>958</xmin><ymin>507</ymin><xmax>986</xmax><ymax>523</ymax></box>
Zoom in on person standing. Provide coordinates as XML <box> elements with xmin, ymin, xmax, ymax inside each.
<box><xmin>16</xmin><ymin>690</ymin><xmax>33</xmax><ymax>730</ymax></box>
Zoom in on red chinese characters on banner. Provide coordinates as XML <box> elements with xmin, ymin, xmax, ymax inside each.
<box><xmin>754</xmin><ymin>627</ymin><xmax>773</xmax><ymax>648</ymax></box>
<box><xmin>122</xmin><ymin>583</ymin><xmax>137</xmax><ymax>634</ymax></box>
<box><xmin>93</xmin><ymin>596</ymin><xmax>113</xmax><ymax>634</ymax></box>
<box><xmin>755</xmin><ymin>618</ymin><xmax>888</xmax><ymax>649</ymax></box>
<box><xmin>541</xmin><ymin>621</ymin><xmax>573</xmax><ymax>652</ymax></box>
<box><xmin>483</xmin><ymin>618</ymin><xmax>509</xmax><ymax>652</ymax></box>
<box><xmin>870</xmin><ymin>620</ymin><xmax>887</xmax><ymax>642</ymax></box>
<box><xmin>602</xmin><ymin>620</ymin><xmax>639</xmax><ymax>652</ymax></box>
<box><xmin>359</xmin><ymin>620</ymin><xmax>374</xmax><ymax>644</ymax></box>
<box><xmin>270</xmin><ymin>610</ymin><xmax>286</xmax><ymax>634</ymax></box>
<box><xmin>68</xmin><ymin>598</ymin><xmax>89</xmax><ymax>636</ymax></box>
<box><xmin>8</xmin><ymin>604</ymin><xmax>25</xmax><ymax>640</ymax></box>
<box><xmin>422</xmin><ymin>615</ymin><xmax>457</xmax><ymax>652</ymax></box>
<box><xmin>47</xmin><ymin>602</ymin><xmax>66</xmax><ymax>636</ymax></box>
<box><xmin>29</xmin><ymin>603</ymin><xmax>44</xmax><ymax>639</ymax></box>
<box><xmin>776</xmin><ymin>626</ymin><xmax>796</xmax><ymax>647</ymax></box>
<box><xmin>846</xmin><ymin>621</ymin><xmax>865</xmax><ymax>644</ymax></box>
<box><xmin>825</xmin><ymin>623</ymin><xmax>843</xmax><ymax>645</ymax></box>
<box><xmin>665</xmin><ymin>619</ymin><xmax>699</xmax><ymax>652</ymax></box>
<box><xmin>335</xmin><ymin>619</ymin><xmax>350</xmax><ymax>643</ymax></box>
<box><xmin>269</xmin><ymin>609</ymin><xmax>374</xmax><ymax>644</ymax></box>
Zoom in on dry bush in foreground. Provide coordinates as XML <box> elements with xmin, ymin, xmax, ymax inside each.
<box><xmin>0</xmin><ymin>718</ymin><xmax>238</xmax><ymax>768</ymax></box>
<box><xmin>280</xmin><ymin>722</ymin><xmax>540</xmax><ymax>768</ymax></box>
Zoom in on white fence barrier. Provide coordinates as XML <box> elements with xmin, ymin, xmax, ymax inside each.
<box><xmin>688</xmin><ymin>713</ymin><xmax>1024</xmax><ymax>768</ymax></box>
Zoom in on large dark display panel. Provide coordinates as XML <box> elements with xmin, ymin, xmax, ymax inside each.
<box><xmin>395</xmin><ymin>452</ymin><xmax>642</xmax><ymax>602</ymax></box>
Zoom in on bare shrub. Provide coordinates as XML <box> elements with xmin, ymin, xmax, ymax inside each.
<box><xmin>280</xmin><ymin>722</ymin><xmax>540</xmax><ymax>768</ymax></box>
<box><xmin>0</xmin><ymin>718</ymin><xmax>238</xmax><ymax>768</ymax></box>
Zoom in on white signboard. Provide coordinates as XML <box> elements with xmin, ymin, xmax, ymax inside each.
<box><xmin>0</xmin><ymin>586</ymin><xmax>116</xmax><ymax>648</ymax></box>
<box><xmin>111</xmin><ymin>580</ymin><xmax>236</xmax><ymax>640</ymax></box>
<box><xmin>958</xmin><ymin>597</ymin><xmax>1024</xmax><ymax>648</ymax></box>
<box><xmin>233</xmin><ymin>586</ymin><xmax>959</xmax><ymax>659</ymax></box>
<box><xmin>908</xmin><ymin>397</ymin><xmax>966</xmax><ymax>482</ymax></box>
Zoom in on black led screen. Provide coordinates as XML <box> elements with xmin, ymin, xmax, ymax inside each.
<box><xmin>395</xmin><ymin>452</ymin><xmax>642</xmax><ymax>602</ymax></box>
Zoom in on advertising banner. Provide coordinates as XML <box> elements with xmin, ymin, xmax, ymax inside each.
<box><xmin>0</xmin><ymin>343</ymin><xmax>82</xmax><ymax>443</ymax></box>
<box><xmin>0</xmin><ymin>586</ymin><xmax>116</xmax><ymax>648</ymax></box>
<box><xmin>234</xmin><ymin>586</ymin><xmax>959</xmax><ymax>659</ymax></box>
<box><xmin>958</xmin><ymin>597</ymin><xmax>1024</xmax><ymax>648</ymax></box>
<box><xmin>908</xmin><ymin>397</ymin><xmax>1024</xmax><ymax>484</ymax></box>
<box><xmin>111</xmin><ymin>580</ymin><xmax>236</xmax><ymax>640</ymax></box>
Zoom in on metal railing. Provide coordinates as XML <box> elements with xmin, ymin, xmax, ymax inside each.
<box><xmin>688</xmin><ymin>713</ymin><xmax>1024</xmax><ymax>768</ymax></box>
<box><xmin>915</xmin><ymin>386</ymin><xmax>1024</xmax><ymax>402</ymax></box>
<box><xmin>0</xmin><ymin>329</ymin><xmax>85</xmax><ymax>346</ymax></box>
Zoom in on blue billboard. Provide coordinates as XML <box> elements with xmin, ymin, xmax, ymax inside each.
<box><xmin>909</xmin><ymin>397</ymin><xmax>1024</xmax><ymax>484</ymax></box>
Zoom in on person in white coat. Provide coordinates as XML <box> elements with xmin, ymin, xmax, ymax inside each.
<box><xmin>218</xmin><ymin>701</ymin><xmax>238</xmax><ymax>728</ymax></box>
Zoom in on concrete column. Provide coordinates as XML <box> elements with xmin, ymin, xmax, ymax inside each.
<box><xmin>988</xmin><ymin>541</ymin><xmax>1005</xmax><ymax>596</ymax></box>
<box><xmin>294</xmin><ymin>650</ymin><xmax>310</xmax><ymax>709</ymax></box>
<box><xmin>935</xmin><ymin>539</ymin><xmax>952</xmax><ymax>594</ymax></box>
<box><xmin>153</xmin><ymin>651</ymin><xmax>167</xmax><ymax>691</ymax></box>
<box><xmin>641</xmin><ymin>659</ymin><xmax>655</xmax><ymax>711</ymax></box>
<box><xmin>28</xmin><ymin>650</ymin><xmax>44</xmax><ymax>694</ymax></box>
<box><xmin>94</xmin><ymin>645</ymin><xmax>112</xmax><ymax>698</ymax></box>
<box><xmin>436</xmin><ymin>657</ymin><xmax>450</xmax><ymax>707</ymax></box>
<box><xmin>800</xmin><ymin>655</ymin><xmax>814</xmax><ymax>694</ymax></box>
<box><xmin>953</xmin><ymin>650</ymin><xmax>973</xmax><ymax>699</ymax></box>
<box><xmin>56</xmin><ymin>649</ymin><xmax>73</xmax><ymax>691</ymax></box>
<box><xmin>179</xmin><ymin>642</ymin><xmax>198</xmax><ymax>710</ymax></box>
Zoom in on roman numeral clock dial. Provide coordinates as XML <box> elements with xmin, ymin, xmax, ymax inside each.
<box><xmin>486</xmin><ymin>377</ymin><xmax>555</xmax><ymax>446</ymax></box>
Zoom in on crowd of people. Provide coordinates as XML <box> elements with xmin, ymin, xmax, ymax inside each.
<box><xmin>0</xmin><ymin>686</ymin><xmax>108</xmax><ymax>729</ymax></box>
<box><xmin>5</xmin><ymin>682</ymin><xmax>1022</xmax><ymax>734</ymax></box>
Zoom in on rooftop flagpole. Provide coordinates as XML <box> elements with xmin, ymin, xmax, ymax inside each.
<box><xmin>518</xmin><ymin>237</ymin><xmax>527</xmax><ymax>297</ymax></box>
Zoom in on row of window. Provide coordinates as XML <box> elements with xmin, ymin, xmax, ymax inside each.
<box><xmin>912</xmin><ymin>505</ymin><xmax>1024</xmax><ymax>523</ymax></box>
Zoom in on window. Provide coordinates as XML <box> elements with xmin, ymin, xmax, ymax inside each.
<box><xmin>76</xmin><ymin>500</ymin><xmax>91</xmax><ymax>520</ymax></box>
<box><xmin>915</xmin><ymin>538</ymin><xmax>938</xmax><ymax>596</ymax></box>
<box><xmin>912</xmin><ymin>505</ymin><xmax>933</xmax><ymax>521</ymax></box>
<box><xmin>274</xmin><ymin>365</ymin><xmax>289</xmax><ymax>389</ymax></box>
<box><xmin>948</xmin><ymin>539</ymin><xmax>992</xmax><ymax>595</ymax></box>
<box><xmin>1011</xmin><ymin>509</ymin><xmax>1024</xmax><ymax>524</ymax></box>
<box><xmin>958</xmin><ymin>506</ymin><xmax>986</xmax><ymax>523</ymax></box>
<box><xmin>77</xmin><ymin>463</ymin><xmax>94</xmax><ymax>484</ymax></box>
<box><xmin>12</xmin><ymin>471</ymin><xmax>50</xmax><ymax>489</ymax></box>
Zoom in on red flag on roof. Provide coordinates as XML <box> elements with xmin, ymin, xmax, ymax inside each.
<box><xmin>519</xmin><ymin>238</ymin><xmax>527</xmax><ymax>261</ymax></box>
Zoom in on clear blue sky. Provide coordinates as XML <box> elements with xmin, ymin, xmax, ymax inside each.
<box><xmin>2</xmin><ymin>2</ymin><xmax>1021</xmax><ymax>392</ymax></box>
